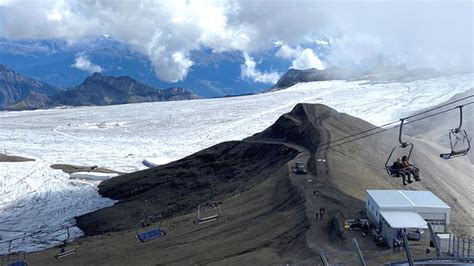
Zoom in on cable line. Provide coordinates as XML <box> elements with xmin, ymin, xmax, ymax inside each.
<box><xmin>318</xmin><ymin>94</ymin><xmax>473</xmax><ymax>149</ymax></box>
<box><xmin>316</xmin><ymin>100</ymin><xmax>474</xmax><ymax>153</ymax></box>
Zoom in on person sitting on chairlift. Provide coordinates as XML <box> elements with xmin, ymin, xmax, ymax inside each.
<box><xmin>401</xmin><ymin>156</ymin><xmax>420</xmax><ymax>181</ymax></box>
<box><xmin>393</xmin><ymin>158</ymin><xmax>412</xmax><ymax>186</ymax></box>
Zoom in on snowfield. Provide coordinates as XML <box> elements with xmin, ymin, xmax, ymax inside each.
<box><xmin>0</xmin><ymin>74</ymin><xmax>472</xmax><ymax>253</ymax></box>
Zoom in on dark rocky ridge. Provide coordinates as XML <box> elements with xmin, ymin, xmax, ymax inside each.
<box><xmin>271</xmin><ymin>67</ymin><xmax>354</xmax><ymax>90</ymax></box>
<box><xmin>74</xmin><ymin>103</ymin><xmax>340</xmax><ymax>235</ymax></box>
<box><xmin>76</xmin><ymin>141</ymin><xmax>300</xmax><ymax>234</ymax></box>
<box><xmin>0</xmin><ymin>64</ymin><xmax>59</xmax><ymax>108</ymax></box>
<box><xmin>10</xmin><ymin>92</ymin><xmax>54</xmax><ymax>110</ymax></box>
<box><xmin>270</xmin><ymin>63</ymin><xmax>462</xmax><ymax>91</ymax></box>
<box><xmin>0</xmin><ymin>65</ymin><xmax>200</xmax><ymax>110</ymax></box>
<box><xmin>55</xmin><ymin>72</ymin><xmax>199</xmax><ymax>106</ymax></box>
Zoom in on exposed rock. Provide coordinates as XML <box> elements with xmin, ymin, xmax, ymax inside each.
<box><xmin>271</xmin><ymin>67</ymin><xmax>354</xmax><ymax>90</ymax></box>
<box><xmin>55</xmin><ymin>73</ymin><xmax>200</xmax><ymax>106</ymax></box>
<box><xmin>0</xmin><ymin>64</ymin><xmax>58</xmax><ymax>108</ymax></box>
<box><xmin>0</xmin><ymin>65</ymin><xmax>201</xmax><ymax>110</ymax></box>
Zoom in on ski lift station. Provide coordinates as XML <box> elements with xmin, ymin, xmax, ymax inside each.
<box><xmin>366</xmin><ymin>190</ymin><xmax>451</xmax><ymax>247</ymax></box>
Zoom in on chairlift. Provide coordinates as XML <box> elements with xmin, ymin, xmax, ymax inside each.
<box><xmin>3</xmin><ymin>251</ymin><xmax>27</xmax><ymax>266</ymax></box>
<box><xmin>54</xmin><ymin>227</ymin><xmax>77</xmax><ymax>259</ymax></box>
<box><xmin>440</xmin><ymin>106</ymin><xmax>471</xmax><ymax>160</ymax></box>
<box><xmin>193</xmin><ymin>201</ymin><xmax>222</xmax><ymax>225</ymax></box>
<box><xmin>385</xmin><ymin>118</ymin><xmax>414</xmax><ymax>177</ymax></box>
<box><xmin>135</xmin><ymin>215</ymin><xmax>166</xmax><ymax>242</ymax></box>
<box><xmin>2</xmin><ymin>239</ymin><xmax>27</xmax><ymax>265</ymax></box>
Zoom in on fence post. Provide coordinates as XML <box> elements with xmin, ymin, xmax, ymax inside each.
<box><xmin>427</xmin><ymin>223</ymin><xmax>441</xmax><ymax>258</ymax></box>
<box><xmin>468</xmin><ymin>239</ymin><xmax>471</xmax><ymax>258</ymax></box>
<box><xmin>462</xmin><ymin>238</ymin><xmax>465</xmax><ymax>257</ymax></box>
<box><xmin>402</xmin><ymin>229</ymin><xmax>415</xmax><ymax>266</ymax></box>
<box><xmin>448</xmin><ymin>235</ymin><xmax>452</xmax><ymax>255</ymax></box>
<box><xmin>457</xmin><ymin>236</ymin><xmax>460</xmax><ymax>257</ymax></box>
<box><xmin>8</xmin><ymin>240</ymin><xmax>12</xmax><ymax>254</ymax></box>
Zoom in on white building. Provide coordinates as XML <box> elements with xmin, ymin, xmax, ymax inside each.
<box><xmin>366</xmin><ymin>190</ymin><xmax>451</xmax><ymax>247</ymax></box>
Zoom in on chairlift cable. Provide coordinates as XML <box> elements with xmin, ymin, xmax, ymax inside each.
<box><xmin>316</xmin><ymin>101</ymin><xmax>473</xmax><ymax>153</ymax></box>
<box><xmin>317</xmin><ymin>120</ymin><xmax>400</xmax><ymax>148</ymax></box>
<box><xmin>317</xmin><ymin>95</ymin><xmax>473</xmax><ymax>149</ymax></box>
<box><xmin>404</xmin><ymin>102</ymin><xmax>474</xmax><ymax>126</ymax></box>
<box><xmin>403</xmin><ymin>95</ymin><xmax>473</xmax><ymax>120</ymax></box>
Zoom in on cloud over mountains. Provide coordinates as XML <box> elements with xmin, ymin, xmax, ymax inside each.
<box><xmin>71</xmin><ymin>54</ymin><xmax>103</xmax><ymax>73</ymax></box>
<box><xmin>0</xmin><ymin>0</ymin><xmax>472</xmax><ymax>83</ymax></box>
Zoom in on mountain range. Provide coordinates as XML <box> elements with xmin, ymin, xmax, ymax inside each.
<box><xmin>2</xmin><ymin>60</ymin><xmax>470</xmax><ymax>110</ymax></box>
<box><xmin>0</xmin><ymin>38</ymin><xmax>273</xmax><ymax>97</ymax></box>
<box><xmin>0</xmin><ymin>65</ymin><xmax>199</xmax><ymax>110</ymax></box>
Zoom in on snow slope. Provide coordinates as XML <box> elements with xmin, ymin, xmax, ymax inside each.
<box><xmin>0</xmin><ymin>74</ymin><xmax>472</xmax><ymax>254</ymax></box>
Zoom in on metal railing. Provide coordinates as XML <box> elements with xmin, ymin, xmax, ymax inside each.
<box><xmin>448</xmin><ymin>234</ymin><xmax>473</xmax><ymax>258</ymax></box>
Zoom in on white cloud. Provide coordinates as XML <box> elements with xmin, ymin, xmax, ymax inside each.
<box><xmin>275</xmin><ymin>44</ymin><xmax>298</xmax><ymax>60</ymax></box>
<box><xmin>323</xmin><ymin>34</ymin><xmax>382</xmax><ymax>69</ymax></box>
<box><xmin>0</xmin><ymin>0</ymin><xmax>13</xmax><ymax>6</ymax></box>
<box><xmin>315</xmin><ymin>39</ymin><xmax>329</xmax><ymax>46</ymax></box>
<box><xmin>291</xmin><ymin>49</ymin><xmax>325</xmax><ymax>70</ymax></box>
<box><xmin>276</xmin><ymin>44</ymin><xmax>325</xmax><ymax>70</ymax></box>
<box><xmin>71</xmin><ymin>54</ymin><xmax>103</xmax><ymax>73</ymax></box>
<box><xmin>241</xmin><ymin>53</ymin><xmax>280</xmax><ymax>84</ymax></box>
<box><xmin>0</xmin><ymin>0</ymin><xmax>472</xmax><ymax>80</ymax></box>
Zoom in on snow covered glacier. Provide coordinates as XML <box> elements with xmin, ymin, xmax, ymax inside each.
<box><xmin>0</xmin><ymin>74</ymin><xmax>472</xmax><ymax>253</ymax></box>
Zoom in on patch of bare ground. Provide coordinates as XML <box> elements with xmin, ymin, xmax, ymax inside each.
<box><xmin>0</xmin><ymin>153</ymin><xmax>34</xmax><ymax>162</ymax></box>
<box><xmin>50</xmin><ymin>164</ymin><xmax>123</xmax><ymax>174</ymax></box>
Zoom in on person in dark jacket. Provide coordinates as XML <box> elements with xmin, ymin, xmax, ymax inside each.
<box><xmin>393</xmin><ymin>158</ymin><xmax>412</xmax><ymax>185</ymax></box>
<box><xmin>401</xmin><ymin>156</ymin><xmax>420</xmax><ymax>181</ymax></box>
<box><xmin>319</xmin><ymin>207</ymin><xmax>325</xmax><ymax>220</ymax></box>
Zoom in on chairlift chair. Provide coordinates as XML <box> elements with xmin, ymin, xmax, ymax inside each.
<box><xmin>54</xmin><ymin>246</ymin><xmax>77</xmax><ymax>259</ymax></box>
<box><xmin>193</xmin><ymin>201</ymin><xmax>222</xmax><ymax>225</ymax></box>
<box><xmin>385</xmin><ymin>119</ymin><xmax>414</xmax><ymax>177</ymax></box>
<box><xmin>3</xmin><ymin>251</ymin><xmax>27</xmax><ymax>266</ymax></box>
<box><xmin>440</xmin><ymin>106</ymin><xmax>471</xmax><ymax>159</ymax></box>
<box><xmin>54</xmin><ymin>227</ymin><xmax>77</xmax><ymax>259</ymax></box>
<box><xmin>135</xmin><ymin>215</ymin><xmax>166</xmax><ymax>242</ymax></box>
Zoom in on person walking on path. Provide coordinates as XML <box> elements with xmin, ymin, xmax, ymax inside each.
<box><xmin>319</xmin><ymin>207</ymin><xmax>325</xmax><ymax>220</ymax></box>
<box><xmin>313</xmin><ymin>190</ymin><xmax>320</xmax><ymax>197</ymax></box>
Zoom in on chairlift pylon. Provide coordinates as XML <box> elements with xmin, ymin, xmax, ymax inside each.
<box><xmin>440</xmin><ymin>106</ymin><xmax>471</xmax><ymax>160</ymax></box>
<box><xmin>385</xmin><ymin>119</ymin><xmax>414</xmax><ymax>177</ymax></box>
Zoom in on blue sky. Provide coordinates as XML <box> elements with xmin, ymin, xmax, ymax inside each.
<box><xmin>0</xmin><ymin>0</ymin><xmax>472</xmax><ymax>97</ymax></box>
